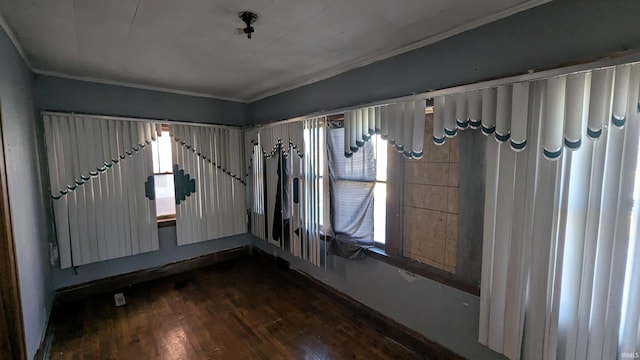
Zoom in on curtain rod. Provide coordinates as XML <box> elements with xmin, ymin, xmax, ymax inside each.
<box><xmin>40</xmin><ymin>111</ymin><xmax>243</xmax><ymax>130</ymax></box>
<box><xmin>253</xmin><ymin>49</ymin><xmax>640</xmax><ymax>128</ymax></box>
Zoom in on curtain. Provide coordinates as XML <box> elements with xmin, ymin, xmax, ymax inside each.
<box><xmin>245</xmin><ymin>119</ymin><xmax>326</xmax><ymax>266</ymax></box>
<box><xmin>327</xmin><ymin>124</ymin><xmax>376</xmax><ymax>259</ymax></box>
<box><xmin>473</xmin><ymin>62</ymin><xmax>640</xmax><ymax>359</ymax></box>
<box><xmin>169</xmin><ymin>124</ymin><xmax>246</xmax><ymax>245</ymax></box>
<box><xmin>343</xmin><ymin>100</ymin><xmax>425</xmax><ymax>159</ymax></box>
<box><xmin>43</xmin><ymin>114</ymin><xmax>161</xmax><ymax>268</ymax></box>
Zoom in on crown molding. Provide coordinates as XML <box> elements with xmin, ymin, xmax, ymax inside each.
<box><xmin>33</xmin><ymin>69</ymin><xmax>247</xmax><ymax>103</ymax></box>
<box><xmin>247</xmin><ymin>0</ymin><xmax>552</xmax><ymax>102</ymax></box>
<box><xmin>0</xmin><ymin>10</ymin><xmax>32</xmax><ymax>68</ymax></box>
<box><xmin>2</xmin><ymin>0</ymin><xmax>551</xmax><ymax>104</ymax></box>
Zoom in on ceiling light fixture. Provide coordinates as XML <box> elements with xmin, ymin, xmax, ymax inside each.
<box><xmin>239</xmin><ymin>11</ymin><xmax>258</xmax><ymax>39</ymax></box>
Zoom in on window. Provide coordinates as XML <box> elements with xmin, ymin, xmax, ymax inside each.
<box><xmin>620</xmin><ymin>130</ymin><xmax>640</xmax><ymax>341</ymax></box>
<box><xmin>151</xmin><ymin>129</ymin><xmax>176</xmax><ymax>220</ymax></box>
<box><xmin>372</xmin><ymin>134</ymin><xmax>387</xmax><ymax>245</ymax></box>
<box><xmin>326</xmin><ymin>116</ymin><xmax>385</xmax><ymax>254</ymax></box>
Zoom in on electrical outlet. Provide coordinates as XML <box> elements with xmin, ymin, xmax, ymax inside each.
<box><xmin>114</xmin><ymin>293</ymin><xmax>126</xmax><ymax>307</ymax></box>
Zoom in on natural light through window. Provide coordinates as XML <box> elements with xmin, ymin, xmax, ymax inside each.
<box><xmin>373</xmin><ymin>134</ymin><xmax>387</xmax><ymax>244</ymax></box>
<box><xmin>620</xmin><ymin>132</ymin><xmax>640</xmax><ymax>338</ymax></box>
<box><xmin>151</xmin><ymin>130</ymin><xmax>176</xmax><ymax>219</ymax></box>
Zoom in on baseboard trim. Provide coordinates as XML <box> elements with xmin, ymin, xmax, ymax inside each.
<box><xmin>251</xmin><ymin>247</ymin><xmax>464</xmax><ymax>360</ymax></box>
<box><xmin>33</xmin><ymin>316</ymin><xmax>54</xmax><ymax>360</ymax></box>
<box><xmin>54</xmin><ymin>246</ymin><xmax>251</xmax><ymax>304</ymax></box>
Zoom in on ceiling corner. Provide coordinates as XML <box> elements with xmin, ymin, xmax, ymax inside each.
<box><xmin>32</xmin><ymin>69</ymin><xmax>249</xmax><ymax>104</ymax></box>
<box><xmin>246</xmin><ymin>0</ymin><xmax>554</xmax><ymax>103</ymax></box>
<box><xmin>0</xmin><ymin>9</ymin><xmax>32</xmax><ymax>70</ymax></box>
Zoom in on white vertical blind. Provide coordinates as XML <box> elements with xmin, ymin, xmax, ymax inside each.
<box><xmin>587</xmin><ymin>68</ymin><xmax>614</xmax><ymax>139</ymax></box>
<box><xmin>510</xmin><ymin>82</ymin><xmax>529</xmax><ymax>151</ymax></box>
<box><xmin>478</xmin><ymin>62</ymin><xmax>640</xmax><ymax>360</ymax></box>
<box><xmin>496</xmin><ymin>85</ymin><xmax>513</xmax><ymax>143</ymax></box>
<box><xmin>344</xmin><ymin>111</ymin><xmax>353</xmax><ymax>157</ymax></box>
<box><xmin>412</xmin><ymin>100</ymin><xmax>426</xmax><ymax>159</ymax></box>
<box><xmin>482</xmin><ymin>87</ymin><xmax>498</xmax><ymax>135</ymax></box>
<box><xmin>303</xmin><ymin>117</ymin><xmax>324</xmax><ymax>266</ymax></box>
<box><xmin>246</xmin><ymin>130</ymin><xmax>266</xmax><ymax>241</ymax></box>
<box><xmin>170</xmin><ymin>124</ymin><xmax>246</xmax><ymax>246</ymax></box>
<box><xmin>343</xmin><ymin>99</ymin><xmax>426</xmax><ymax>159</ymax></box>
<box><xmin>612</xmin><ymin>64</ymin><xmax>631</xmax><ymax>127</ymax></box>
<box><xmin>43</xmin><ymin>114</ymin><xmax>159</xmax><ymax>268</ymax></box>
<box><xmin>456</xmin><ymin>92</ymin><xmax>469</xmax><ymax>129</ymax></box>
<box><xmin>619</xmin><ymin>63</ymin><xmax>640</xmax><ymax>356</ymax></box>
<box><xmin>564</xmin><ymin>72</ymin><xmax>588</xmax><ymax>150</ymax></box>
<box><xmin>244</xmin><ymin>119</ymin><xmax>326</xmax><ymax>267</ymax></box>
<box><xmin>543</xmin><ymin>76</ymin><xmax>566</xmax><ymax>160</ymax></box>
<box><xmin>403</xmin><ymin>101</ymin><xmax>414</xmax><ymax>157</ymax></box>
<box><xmin>444</xmin><ymin>95</ymin><xmax>457</xmax><ymax>137</ymax></box>
<box><xmin>469</xmin><ymin>90</ymin><xmax>483</xmax><ymax>129</ymax></box>
<box><xmin>433</xmin><ymin>96</ymin><xmax>446</xmax><ymax>145</ymax></box>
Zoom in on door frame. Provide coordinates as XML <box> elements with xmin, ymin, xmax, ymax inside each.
<box><xmin>0</xmin><ymin>103</ymin><xmax>27</xmax><ymax>360</ymax></box>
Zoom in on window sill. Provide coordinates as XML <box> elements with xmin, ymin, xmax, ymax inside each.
<box><xmin>157</xmin><ymin>218</ymin><xmax>176</xmax><ymax>228</ymax></box>
<box><xmin>365</xmin><ymin>247</ymin><xmax>480</xmax><ymax>296</ymax></box>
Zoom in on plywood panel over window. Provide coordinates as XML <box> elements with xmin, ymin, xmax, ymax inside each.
<box><xmin>403</xmin><ymin>113</ymin><xmax>459</xmax><ymax>274</ymax></box>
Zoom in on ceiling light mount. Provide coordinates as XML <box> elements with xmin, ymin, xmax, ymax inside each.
<box><xmin>239</xmin><ymin>11</ymin><xmax>258</xmax><ymax>39</ymax></box>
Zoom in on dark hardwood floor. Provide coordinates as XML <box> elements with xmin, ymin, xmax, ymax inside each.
<box><xmin>48</xmin><ymin>256</ymin><xmax>425</xmax><ymax>359</ymax></box>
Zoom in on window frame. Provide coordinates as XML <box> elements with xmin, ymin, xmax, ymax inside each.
<box><xmin>368</xmin><ymin>108</ymin><xmax>480</xmax><ymax>295</ymax></box>
<box><xmin>370</xmin><ymin>147</ymin><xmax>480</xmax><ymax>295</ymax></box>
<box><xmin>152</xmin><ymin>124</ymin><xmax>176</xmax><ymax>223</ymax></box>
<box><xmin>381</xmin><ymin>147</ymin><xmax>404</xmax><ymax>256</ymax></box>
<box><xmin>372</xmin><ymin>134</ymin><xmax>388</xmax><ymax>247</ymax></box>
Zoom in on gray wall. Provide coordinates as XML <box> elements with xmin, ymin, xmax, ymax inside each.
<box><xmin>53</xmin><ymin>230</ymin><xmax>252</xmax><ymax>289</ymax></box>
<box><xmin>248</xmin><ymin>0</ymin><xmax>640</xmax><ymax>124</ymax></box>
<box><xmin>33</xmin><ymin>75</ymin><xmax>249</xmax><ymax>126</ymax></box>
<box><xmin>12</xmin><ymin>1</ymin><xmax>640</xmax><ymax>358</ymax></box>
<box><xmin>31</xmin><ymin>75</ymin><xmax>256</xmax><ymax>290</ymax></box>
<box><xmin>245</xmin><ymin>1</ymin><xmax>640</xmax><ymax>358</ymax></box>
<box><xmin>252</xmin><ymin>238</ymin><xmax>506</xmax><ymax>360</ymax></box>
<box><xmin>0</xmin><ymin>28</ymin><xmax>53</xmax><ymax>359</ymax></box>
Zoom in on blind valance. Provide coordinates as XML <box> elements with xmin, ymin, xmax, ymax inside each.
<box><xmin>433</xmin><ymin>63</ymin><xmax>640</xmax><ymax>160</ymax></box>
<box><xmin>244</xmin><ymin>121</ymin><xmax>304</xmax><ymax>180</ymax></box>
<box><xmin>43</xmin><ymin>114</ymin><xmax>161</xmax><ymax>268</ymax></box>
<box><xmin>44</xmin><ymin>115</ymin><xmax>161</xmax><ymax>199</ymax></box>
<box><xmin>343</xmin><ymin>100</ymin><xmax>426</xmax><ymax>160</ymax></box>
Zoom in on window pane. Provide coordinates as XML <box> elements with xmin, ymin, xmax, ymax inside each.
<box><xmin>152</xmin><ymin>137</ymin><xmax>160</xmax><ymax>173</ymax></box>
<box><xmin>375</xmin><ymin>135</ymin><xmax>387</xmax><ymax>182</ymax></box>
<box><xmin>155</xmin><ymin>174</ymin><xmax>176</xmax><ymax>217</ymax></box>
<box><xmin>157</xmin><ymin>131</ymin><xmax>173</xmax><ymax>173</ymax></box>
<box><xmin>374</xmin><ymin>182</ymin><xmax>386</xmax><ymax>244</ymax></box>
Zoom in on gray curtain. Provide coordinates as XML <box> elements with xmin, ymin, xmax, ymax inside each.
<box><xmin>327</xmin><ymin>125</ymin><xmax>376</xmax><ymax>259</ymax></box>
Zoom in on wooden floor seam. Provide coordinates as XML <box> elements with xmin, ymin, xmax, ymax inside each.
<box><xmin>45</xmin><ymin>251</ymin><xmax>462</xmax><ymax>360</ymax></box>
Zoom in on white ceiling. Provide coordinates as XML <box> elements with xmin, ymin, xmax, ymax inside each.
<box><xmin>0</xmin><ymin>0</ymin><xmax>547</xmax><ymax>102</ymax></box>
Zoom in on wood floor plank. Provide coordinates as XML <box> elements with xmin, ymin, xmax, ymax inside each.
<box><xmin>49</xmin><ymin>257</ymin><xmax>428</xmax><ymax>359</ymax></box>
